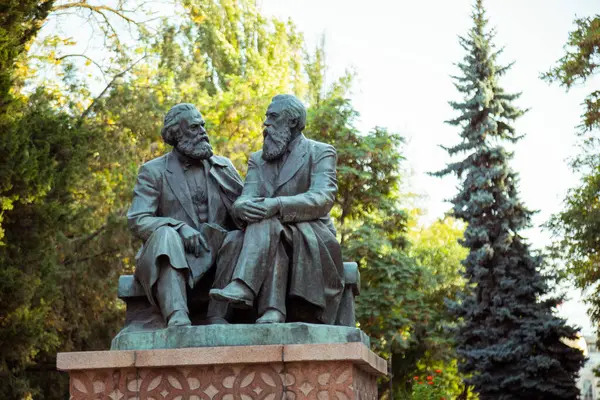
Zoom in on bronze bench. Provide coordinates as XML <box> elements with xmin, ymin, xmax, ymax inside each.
<box><xmin>117</xmin><ymin>262</ymin><xmax>360</xmax><ymax>333</ymax></box>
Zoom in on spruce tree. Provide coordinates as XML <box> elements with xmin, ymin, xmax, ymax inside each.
<box><xmin>435</xmin><ymin>1</ymin><xmax>585</xmax><ymax>399</ymax></box>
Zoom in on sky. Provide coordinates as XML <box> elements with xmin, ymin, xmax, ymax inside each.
<box><xmin>258</xmin><ymin>0</ymin><xmax>599</xmax><ymax>335</ymax></box>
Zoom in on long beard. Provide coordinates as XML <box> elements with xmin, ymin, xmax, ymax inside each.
<box><xmin>262</xmin><ymin>126</ymin><xmax>292</xmax><ymax>161</ymax></box>
<box><xmin>177</xmin><ymin>136</ymin><xmax>214</xmax><ymax>160</ymax></box>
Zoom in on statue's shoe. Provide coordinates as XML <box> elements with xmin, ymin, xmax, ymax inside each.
<box><xmin>256</xmin><ymin>309</ymin><xmax>285</xmax><ymax>324</ymax></box>
<box><xmin>209</xmin><ymin>281</ymin><xmax>254</xmax><ymax>309</ymax></box>
<box><xmin>168</xmin><ymin>310</ymin><xmax>192</xmax><ymax>327</ymax></box>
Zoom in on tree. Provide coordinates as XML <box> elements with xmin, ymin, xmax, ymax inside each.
<box><xmin>0</xmin><ymin>90</ymin><xmax>120</xmax><ymax>398</ymax></box>
<box><xmin>543</xmin><ymin>15</ymin><xmax>600</xmax><ymax>133</ymax></box>
<box><xmin>543</xmin><ymin>15</ymin><xmax>600</xmax><ymax>327</ymax></box>
<box><xmin>0</xmin><ymin>10</ymin><xmax>154</xmax><ymax>395</ymax></box>
<box><xmin>0</xmin><ymin>0</ymin><xmax>54</xmax><ymax>243</ymax></box>
<box><xmin>0</xmin><ymin>0</ymin><xmax>149</xmax><ymax>396</ymax></box>
<box><xmin>407</xmin><ymin>217</ymin><xmax>476</xmax><ymax>399</ymax></box>
<box><xmin>434</xmin><ymin>1</ymin><xmax>585</xmax><ymax>398</ymax></box>
<box><xmin>0</xmin><ymin>1</ymin><xmax>66</xmax><ymax>397</ymax></box>
<box><xmin>0</xmin><ymin>0</ymin><xmax>53</xmax><ymax>102</ymax></box>
<box><xmin>1</xmin><ymin>0</ymin><xmax>150</xmax><ymax>244</ymax></box>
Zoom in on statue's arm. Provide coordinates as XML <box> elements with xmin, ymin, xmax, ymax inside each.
<box><xmin>220</xmin><ymin>159</ymin><xmax>246</xmax><ymax>229</ymax></box>
<box><xmin>127</xmin><ymin>164</ymin><xmax>185</xmax><ymax>241</ymax></box>
<box><xmin>278</xmin><ymin>145</ymin><xmax>338</xmax><ymax>223</ymax></box>
<box><xmin>232</xmin><ymin>155</ymin><xmax>262</xmax><ymax>217</ymax></box>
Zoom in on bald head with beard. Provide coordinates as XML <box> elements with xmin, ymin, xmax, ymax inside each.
<box><xmin>262</xmin><ymin>95</ymin><xmax>307</xmax><ymax>161</ymax></box>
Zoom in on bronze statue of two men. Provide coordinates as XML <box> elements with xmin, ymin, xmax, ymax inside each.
<box><xmin>127</xmin><ymin>94</ymin><xmax>345</xmax><ymax>327</ymax></box>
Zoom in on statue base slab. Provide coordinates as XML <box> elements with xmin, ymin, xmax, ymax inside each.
<box><xmin>111</xmin><ymin>322</ymin><xmax>370</xmax><ymax>350</ymax></box>
<box><xmin>57</xmin><ymin>342</ymin><xmax>386</xmax><ymax>399</ymax></box>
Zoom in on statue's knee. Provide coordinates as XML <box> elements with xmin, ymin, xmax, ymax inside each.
<box><xmin>246</xmin><ymin>220</ymin><xmax>266</xmax><ymax>232</ymax></box>
<box><xmin>223</xmin><ymin>230</ymin><xmax>244</xmax><ymax>245</ymax></box>
<box><xmin>150</xmin><ymin>226</ymin><xmax>183</xmax><ymax>248</ymax></box>
<box><xmin>265</xmin><ymin>216</ymin><xmax>280</xmax><ymax>224</ymax></box>
<box><xmin>250</xmin><ymin>217</ymin><xmax>280</xmax><ymax>229</ymax></box>
<box><xmin>153</xmin><ymin>225</ymin><xmax>179</xmax><ymax>239</ymax></box>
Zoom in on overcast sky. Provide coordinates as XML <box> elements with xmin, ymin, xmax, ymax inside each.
<box><xmin>258</xmin><ymin>0</ymin><xmax>599</xmax><ymax>335</ymax></box>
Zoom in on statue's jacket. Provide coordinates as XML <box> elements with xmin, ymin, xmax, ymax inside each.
<box><xmin>127</xmin><ymin>151</ymin><xmax>243</xmax><ymax>303</ymax></box>
<box><xmin>238</xmin><ymin>134</ymin><xmax>345</xmax><ymax>324</ymax></box>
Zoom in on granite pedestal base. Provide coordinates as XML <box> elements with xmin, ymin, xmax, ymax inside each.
<box><xmin>58</xmin><ymin>342</ymin><xmax>386</xmax><ymax>399</ymax></box>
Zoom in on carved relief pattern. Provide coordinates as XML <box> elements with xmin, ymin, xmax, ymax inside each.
<box><xmin>283</xmin><ymin>362</ymin><xmax>354</xmax><ymax>399</ymax></box>
<box><xmin>68</xmin><ymin>361</ymin><xmax>377</xmax><ymax>400</ymax></box>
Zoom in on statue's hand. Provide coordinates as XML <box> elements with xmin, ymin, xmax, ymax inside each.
<box><xmin>261</xmin><ymin>198</ymin><xmax>281</xmax><ymax>219</ymax></box>
<box><xmin>178</xmin><ymin>225</ymin><xmax>209</xmax><ymax>257</ymax></box>
<box><xmin>235</xmin><ymin>198</ymin><xmax>267</xmax><ymax>223</ymax></box>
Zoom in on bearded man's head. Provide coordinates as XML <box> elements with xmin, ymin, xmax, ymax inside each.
<box><xmin>262</xmin><ymin>94</ymin><xmax>307</xmax><ymax>161</ymax></box>
<box><xmin>161</xmin><ymin>103</ymin><xmax>213</xmax><ymax>160</ymax></box>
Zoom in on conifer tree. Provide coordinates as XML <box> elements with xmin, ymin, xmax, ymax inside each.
<box><xmin>435</xmin><ymin>2</ymin><xmax>585</xmax><ymax>399</ymax></box>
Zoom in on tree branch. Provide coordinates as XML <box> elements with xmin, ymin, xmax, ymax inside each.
<box><xmin>52</xmin><ymin>2</ymin><xmax>137</xmax><ymax>24</ymax></box>
<box><xmin>62</xmin><ymin>248</ymin><xmax>121</xmax><ymax>266</ymax></box>
<box><xmin>79</xmin><ymin>54</ymin><xmax>146</xmax><ymax>122</ymax></box>
<box><xmin>70</xmin><ymin>223</ymin><xmax>107</xmax><ymax>249</ymax></box>
<box><xmin>56</xmin><ymin>54</ymin><xmax>107</xmax><ymax>80</ymax></box>
<box><xmin>88</xmin><ymin>7</ymin><xmax>124</xmax><ymax>49</ymax></box>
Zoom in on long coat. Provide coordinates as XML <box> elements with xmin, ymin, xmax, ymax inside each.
<box><xmin>127</xmin><ymin>151</ymin><xmax>243</xmax><ymax>304</ymax></box>
<box><xmin>238</xmin><ymin>134</ymin><xmax>345</xmax><ymax>323</ymax></box>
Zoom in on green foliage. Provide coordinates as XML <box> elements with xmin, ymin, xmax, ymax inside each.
<box><xmin>411</xmin><ymin>379</ymin><xmax>445</xmax><ymax>400</ymax></box>
<box><xmin>375</xmin><ymin>216</ymin><xmax>480</xmax><ymax>399</ymax></box>
<box><xmin>405</xmin><ymin>217</ymin><xmax>476</xmax><ymax>399</ymax></box>
<box><xmin>547</xmin><ymin>165</ymin><xmax>600</xmax><ymax>324</ymax></box>
<box><xmin>410</xmin><ymin>368</ymin><xmax>451</xmax><ymax>400</ymax></box>
<box><xmin>544</xmin><ymin>14</ymin><xmax>600</xmax><ymax>333</ymax></box>
<box><xmin>91</xmin><ymin>1</ymin><xmax>306</xmax><ymax>173</ymax></box>
<box><xmin>410</xmin><ymin>360</ymin><xmax>476</xmax><ymax>400</ymax></box>
<box><xmin>0</xmin><ymin>0</ymin><xmax>54</xmax><ymax>244</ymax></box>
<box><xmin>0</xmin><ymin>0</ymin><xmax>53</xmax><ymax>106</ymax></box>
<box><xmin>0</xmin><ymin>88</ymin><xmax>125</xmax><ymax>398</ymax></box>
<box><xmin>409</xmin><ymin>217</ymin><xmax>468</xmax><ymax>303</ymax></box>
<box><xmin>543</xmin><ymin>15</ymin><xmax>600</xmax><ymax>132</ymax></box>
<box><xmin>435</xmin><ymin>1</ymin><xmax>585</xmax><ymax>399</ymax></box>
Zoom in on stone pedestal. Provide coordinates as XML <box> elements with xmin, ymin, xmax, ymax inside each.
<box><xmin>111</xmin><ymin>322</ymin><xmax>370</xmax><ymax>351</ymax></box>
<box><xmin>57</xmin><ymin>342</ymin><xmax>386</xmax><ymax>399</ymax></box>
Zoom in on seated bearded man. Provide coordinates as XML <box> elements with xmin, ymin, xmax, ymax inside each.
<box><xmin>128</xmin><ymin>103</ymin><xmax>244</xmax><ymax>327</ymax></box>
<box><xmin>210</xmin><ymin>94</ymin><xmax>345</xmax><ymax>324</ymax></box>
